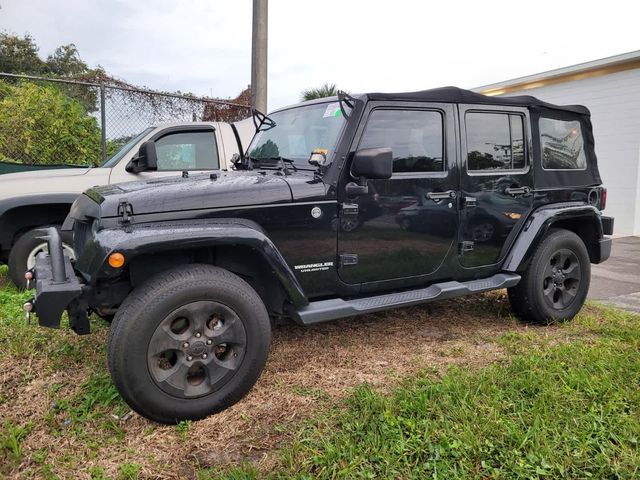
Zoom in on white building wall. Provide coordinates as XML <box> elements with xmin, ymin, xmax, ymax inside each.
<box><xmin>501</xmin><ymin>68</ymin><xmax>640</xmax><ymax>235</ymax></box>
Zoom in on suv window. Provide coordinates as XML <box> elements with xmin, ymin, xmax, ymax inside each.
<box><xmin>359</xmin><ymin>109</ymin><xmax>444</xmax><ymax>173</ymax></box>
<box><xmin>540</xmin><ymin>118</ymin><xmax>586</xmax><ymax>170</ymax></box>
<box><xmin>154</xmin><ymin>131</ymin><xmax>219</xmax><ymax>171</ymax></box>
<box><xmin>102</xmin><ymin>127</ymin><xmax>154</xmax><ymax>168</ymax></box>
<box><xmin>466</xmin><ymin>112</ymin><xmax>525</xmax><ymax>172</ymax></box>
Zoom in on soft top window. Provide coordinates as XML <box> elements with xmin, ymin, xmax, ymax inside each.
<box><xmin>540</xmin><ymin>118</ymin><xmax>586</xmax><ymax>170</ymax></box>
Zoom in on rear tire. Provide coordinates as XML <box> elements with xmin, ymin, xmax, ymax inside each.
<box><xmin>107</xmin><ymin>264</ymin><xmax>271</xmax><ymax>424</ymax></box>
<box><xmin>8</xmin><ymin>226</ymin><xmax>74</xmax><ymax>290</ymax></box>
<box><xmin>508</xmin><ymin>229</ymin><xmax>590</xmax><ymax>324</ymax></box>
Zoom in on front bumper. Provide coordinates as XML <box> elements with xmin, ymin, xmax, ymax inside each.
<box><xmin>30</xmin><ymin>227</ymin><xmax>90</xmax><ymax>334</ymax></box>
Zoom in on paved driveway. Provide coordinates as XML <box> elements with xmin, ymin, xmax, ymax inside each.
<box><xmin>589</xmin><ymin>236</ymin><xmax>640</xmax><ymax>312</ymax></box>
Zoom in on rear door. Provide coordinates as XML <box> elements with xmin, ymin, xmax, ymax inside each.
<box><xmin>337</xmin><ymin>103</ymin><xmax>458</xmax><ymax>287</ymax></box>
<box><xmin>458</xmin><ymin>105</ymin><xmax>534</xmax><ymax>268</ymax></box>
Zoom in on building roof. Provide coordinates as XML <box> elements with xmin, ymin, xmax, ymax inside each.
<box><xmin>474</xmin><ymin>50</ymin><xmax>640</xmax><ymax>96</ymax></box>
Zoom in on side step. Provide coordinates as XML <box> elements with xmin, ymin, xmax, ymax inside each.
<box><xmin>295</xmin><ymin>272</ymin><xmax>521</xmax><ymax>325</ymax></box>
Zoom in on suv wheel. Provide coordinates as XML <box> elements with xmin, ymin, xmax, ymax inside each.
<box><xmin>8</xmin><ymin>226</ymin><xmax>74</xmax><ymax>290</ymax></box>
<box><xmin>508</xmin><ymin>228</ymin><xmax>590</xmax><ymax>324</ymax></box>
<box><xmin>107</xmin><ymin>264</ymin><xmax>271</xmax><ymax>424</ymax></box>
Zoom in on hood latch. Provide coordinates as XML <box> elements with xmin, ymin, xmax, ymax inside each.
<box><xmin>117</xmin><ymin>199</ymin><xmax>133</xmax><ymax>225</ymax></box>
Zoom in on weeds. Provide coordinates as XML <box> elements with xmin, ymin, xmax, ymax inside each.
<box><xmin>176</xmin><ymin>419</ymin><xmax>192</xmax><ymax>440</ymax></box>
<box><xmin>0</xmin><ymin>421</ymin><xmax>33</xmax><ymax>464</ymax></box>
<box><xmin>118</xmin><ymin>462</ymin><xmax>142</xmax><ymax>479</ymax></box>
<box><xmin>47</xmin><ymin>372</ymin><xmax>128</xmax><ymax>438</ymax></box>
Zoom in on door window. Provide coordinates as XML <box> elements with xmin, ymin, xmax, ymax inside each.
<box><xmin>154</xmin><ymin>131</ymin><xmax>219</xmax><ymax>171</ymax></box>
<box><xmin>466</xmin><ymin>112</ymin><xmax>525</xmax><ymax>172</ymax></box>
<box><xmin>359</xmin><ymin>109</ymin><xmax>444</xmax><ymax>173</ymax></box>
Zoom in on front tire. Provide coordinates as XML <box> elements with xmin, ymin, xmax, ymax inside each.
<box><xmin>508</xmin><ymin>229</ymin><xmax>590</xmax><ymax>324</ymax></box>
<box><xmin>107</xmin><ymin>264</ymin><xmax>271</xmax><ymax>424</ymax></box>
<box><xmin>8</xmin><ymin>226</ymin><xmax>74</xmax><ymax>289</ymax></box>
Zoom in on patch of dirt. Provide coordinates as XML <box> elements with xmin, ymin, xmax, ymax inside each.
<box><xmin>0</xmin><ymin>291</ymin><xmax>577</xmax><ymax>479</ymax></box>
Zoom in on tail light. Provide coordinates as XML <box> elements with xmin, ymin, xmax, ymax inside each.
<box><xmin>601</xmin><ymin>188</ymin><xmax>607</xmax><ymax>210</ymax></box>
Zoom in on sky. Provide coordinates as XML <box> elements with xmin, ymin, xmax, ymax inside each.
<box><xmin>1</xmin><ymin>0</ymin><xmax>639</xmax><ymax>111</ymax></box>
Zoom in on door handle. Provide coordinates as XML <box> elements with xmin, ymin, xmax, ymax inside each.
<box><xmin>504</xmin><ymin>186</ymin><xmax>531</xmax><ymax>196</ymax></box>
<box><xmin>426</xmin><ymin>190</ymin><xmax>457</xmax><ymax>201</ymax></box>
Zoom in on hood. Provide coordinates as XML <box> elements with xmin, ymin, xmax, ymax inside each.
<box><xmin>0</xmin><ymin>167</ymin><xmax>91</xmax><ymax>180</ymax></box>
<box><xmin>88</xmin><ymin>171</ymin><xmax>296</xmax><ymax>218</ymax></box>
<box><xmin>0</xmin><ymin>167</ymin><xmax>111</xmax><ymax>199</ymax></box>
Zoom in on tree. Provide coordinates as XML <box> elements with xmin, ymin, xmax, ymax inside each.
<box><xmin>300</xmin><ymin>83</ymin><xmax>340</xmax><ymax>101</ymax></box>
<box><xmin>0</xmin><ymin>33</ymin><xmax>47</xmax><ymax>75</ymax></box>
<box><xmin>0</xmin><ymin>32</ymin><xmax>101</xmax><ymax>78</ymax></box>
<box><xmin>0</xmin><ymin>81</ymin><xmax>103</xmax><ymax>166</ymax></box>
<box><xmin>46</xmin><ymin>44</ymin><xmax>90</xmax><ymax>77</ymax></box>
<box><xmin>0</xmin><ymin>33</ymin><xmax>106</xmax><ymax>111</ymax></box>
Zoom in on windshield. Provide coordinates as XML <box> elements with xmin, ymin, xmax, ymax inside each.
<box><xmin>101</xmin><ymin>127</ymin><xmax>154</xmax><ymax>168</ymax></box>
<box><xmin>246</xmin><ymin>101</ymin><xmax>346</xmax><ymax>170</ymax></box>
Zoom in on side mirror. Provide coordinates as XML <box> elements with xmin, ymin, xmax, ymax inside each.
<box><xmin>125</xmin><ymin>141</ymin><xmax>158</xmax><ymax>173</ymax></box>
<box><xmin>351</xmin><ymin>147</ymin><xmax>393</xmax><ymax>180</ymax></box>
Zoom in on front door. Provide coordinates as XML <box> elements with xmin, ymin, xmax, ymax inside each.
<box><xmin>338</xmin><ymin>103</ymin><xmax>458</xmax><ymax>287</ymax></box>
<box><xmin>109</xmin><ymin>127</ymin><xmax>221</xmax><ymax>184</ymax></box>
<box><xmin>458</xmin><ymin>105</ymin><xmax>534</xmax><ymax>268</ymax></box>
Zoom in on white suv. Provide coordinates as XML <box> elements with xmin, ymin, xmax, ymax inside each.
<box><xmin>0</xmin><ymin>119</ymin><xmax>253</xmax><ymax>287</ymax></box>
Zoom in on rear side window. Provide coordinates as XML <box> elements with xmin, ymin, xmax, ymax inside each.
<box><xmin>539</xmin><ymin>118</ymin><xmax>586</xmax><ymax>170</ymax></box>
<box><xmin>466</xmin><ymin>112</ymin><xmax>525</xmax><ymax>172</ymax></box>
<box><xmin>154</xmin><ymin>131</ymin><xmax>219</xmax><ymax>171</ymax></box>
<box><xmin>358</xmin><ymin>109</ymin><xmax>444</xmax><ymax>173</ymax></box>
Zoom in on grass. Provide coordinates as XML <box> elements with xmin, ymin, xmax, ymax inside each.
<box><xmin>0</xmin><ymin>421</ymin><xmax>33</xmax><ymax>463</ymax></box>
<box><xmin>0</xmin><ymin>266</ymin><xmax>129</xmax><ymax>475</ymax></box>
<box><xmin>118</xmin><ymin>462</ymin><xmax>142</xmax><ymax>479</ymax></box>
<box><xmin>0</xmin><ymin>263</ymin><xmax>638</xmax><ymax>478</ymax></box>
<box><xmin>215</xmin><ymin>307</ymin><xmax>640</xmax><ymax>479</ymax></box>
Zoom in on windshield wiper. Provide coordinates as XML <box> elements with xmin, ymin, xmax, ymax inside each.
<box><xmin>267</xmin><ymin>156</ymin><xmax>298</xmax><ymax>171</ymax></box>
<box><xmin>245</xmin><ymin>155</ymin><xmax>297</xmax><ymax>173</ymax></box>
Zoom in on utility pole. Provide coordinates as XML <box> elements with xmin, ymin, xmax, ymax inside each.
<box><xmin>251</xmin><ymin>0</ymin><xmax>268</xmax><ymax>113</ymax></box>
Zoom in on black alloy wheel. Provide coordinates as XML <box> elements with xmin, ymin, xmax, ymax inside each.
<box><xmin>147</xmin><ymin>301</ymin><xmax>247</xmax><ymax>398</ymax></box>
<box><xmin>108</xmin><ymin>264</ymin><xmax>271</xmax><ymax>424</ymax></box>
<box><xmin>508</xmin><ymin>228</ymin><xmax>590</xmax><ymax>324</ymax></box>
<box><xmin>541</xmin><ymin>249</ymin><xmax>581</xmax><ymax>310</ymax></box>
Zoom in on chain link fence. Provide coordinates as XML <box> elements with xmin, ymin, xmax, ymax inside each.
<box><xmin>0</xmin><ymin>72</ymin><xmax>251</xmax><ymax>172</ymax></box>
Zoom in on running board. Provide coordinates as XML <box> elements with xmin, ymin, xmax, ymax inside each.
<box><xmin>295</xmin><ymin>272</ymin><xmax>521</xmax><ymax>325</ymax></box>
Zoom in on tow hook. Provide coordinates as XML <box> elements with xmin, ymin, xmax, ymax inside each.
<box><xmin>24</xmin><ymin>269</ymin><xmax>34</xmax><ymax>290</ymax></box>
<box><xmin>23</xmin><ymin>300</ymin><xmax>34</xmax><ymax>325</ymax></box>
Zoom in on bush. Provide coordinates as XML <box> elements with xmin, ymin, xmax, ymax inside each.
<box><xmin>0</xmin><ymin>80</ymin><xmax>102</xmax><ymax>166</ymax></box>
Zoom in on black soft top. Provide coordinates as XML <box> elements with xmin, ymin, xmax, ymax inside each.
<box><xmin>366</xmin><ymin>86</ymin><xmax>590</xmax><ymax>116</ymax></box>
<box><xmin>366</xmin><ymin>86</ymin><xmax>600</xmax><ymax>188</ymax></box>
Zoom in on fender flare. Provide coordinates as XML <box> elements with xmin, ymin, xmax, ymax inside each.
<box><xmin>502</xmin><ymin>203</ymin><xmax>604</xmax><ymax>272</ymax></box>
<box><xmin>77</xmin><ymin>218</ymin><xmax>309</xmax><ymax>307</ymax></box>
<box><xmin>0</xmin><ymin>193</ymin><xmax>79</xmax><ymax>248</ymax></box>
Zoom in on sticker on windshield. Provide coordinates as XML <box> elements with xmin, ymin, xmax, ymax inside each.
<box><xmin>323</xmin><ymin>103</ymin><xmax>342</xmax><ymax>118</ymax></box>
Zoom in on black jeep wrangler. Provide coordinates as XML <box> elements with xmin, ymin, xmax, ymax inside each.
<box><xmin>26</xmin><ymin>87</ymin><xmax>613</xmax><ymax>424</ymax></box>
